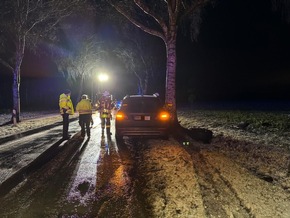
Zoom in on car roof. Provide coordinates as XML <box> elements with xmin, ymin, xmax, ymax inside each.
<box><xmin>123</xmin><ymin>94</ymin><xmax>159</xmax><ymax>99</ymax></box>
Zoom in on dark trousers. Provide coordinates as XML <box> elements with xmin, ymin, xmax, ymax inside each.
<box><xmin>101</xmin><ymin>117</ymin><xmax>110</xmax><ymax>129</ymax></box>
<box><xmin>79</xmin><ymin>114</ymin><xmax>91</xmax><ymax>137</ymax></box>
<box><xmin>101</xmin><ymin>117</ymin><xmax>111</xmax><ymax>135</ymax></box>
<box><xmin>62</xmin><ymin>113</ymin><xmax>69</xmax><ymax>138</ymax></box>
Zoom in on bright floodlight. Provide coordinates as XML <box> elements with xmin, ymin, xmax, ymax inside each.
<box><xmin>98</xmin><ymin>73</ymin><xmax>109</xmax><ymax>82</ymax></box>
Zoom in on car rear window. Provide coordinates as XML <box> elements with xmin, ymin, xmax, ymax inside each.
<box><xmin>122</xmin><ymin>97</ymin><xmax>162</xmax><ymax>113</ymax></box>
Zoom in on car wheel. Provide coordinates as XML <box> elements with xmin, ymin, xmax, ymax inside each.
<box><xmin>115</xmin><ymin>132</ymin><xmax>123</xmax><ymax>143</ymax></box>
<box><xmin>161</xmin><ymin>134</ymin><xmax>169</xmax><ymax>140</ymax></box>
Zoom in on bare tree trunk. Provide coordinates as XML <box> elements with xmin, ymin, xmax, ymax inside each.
<box><xmin>12</xmin><ymin>49</ymin><xmax>24</xmax><ymax>123</ymax></box>
<box><xmin>165</xmin><ymin>32</ymin><xmax>177</xmax><ymax>122</ymax></box>
<box><xmin>91</xmin><ymin>76</ymin><xmax>94</xmax><ymax>103</ymax></box>
<box><xmin>144</xmin><ymin>71</ymin><xmax>148</xmax><ymax>94</ymax></box>
<box><xmin>77</xmin><ymin>73</ymin><xmax>85</xmax><ymax>102</ymax></box>
<box><xmin>12</xmin><ymin>71</ymin><xmax>20</xmax><ymax>123</ymax></box>
<box><xmin>133</xmin><ymin>71</ymin><xmax>144</xmax><ymax>95</ymax></box>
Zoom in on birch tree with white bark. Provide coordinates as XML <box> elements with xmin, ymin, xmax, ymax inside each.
<box><xmin>104</xmin><ymin>0</ymin><xmax>213</xmax><ymax>121</ymax></box>
<box><xmin>0</xmin><ymin>0</ymin><xmax>87</xmax><ymax>122</ymax></box>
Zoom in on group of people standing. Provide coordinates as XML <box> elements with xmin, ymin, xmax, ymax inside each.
<box><xmin>58</xmin><ymin>89</ymin><xmax>114</xmax><ymax>140</ymax></box>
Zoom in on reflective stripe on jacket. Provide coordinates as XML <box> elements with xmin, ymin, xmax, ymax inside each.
<box><xmin>98</xmin><ymin>97</ymin><xmax>113</xmax><ymax>119</ymax></box>
<box><xmin>59</xmin><ymin>93</ymin><xmax>74</xmax><ymax>115</ymax></box>
<box><xmin>76</xmin><ymin>99</ymin><xmax>92</xmax><ymax>114</ymax></box>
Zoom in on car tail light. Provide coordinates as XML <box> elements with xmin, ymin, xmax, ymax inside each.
<box><xmin>158</xmin><ymin>111</ymin><xmax>170</xmax><ymax>121</ymax></box>
<box><xmin>116</xmin><ymin>111</ymin><xmax>128</xmax><ymax>120</ymax></box>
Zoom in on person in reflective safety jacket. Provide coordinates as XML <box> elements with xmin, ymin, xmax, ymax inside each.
<box><xmin>97</xmin><ymin>91</ymin><xmax>114</xmax><ymax>135</ymax></box>
<box><xmin>59</xmin><ymin>89</ymin><xmax>74</xmax><ymax>140</ymax></box>
<box><xmin>76</xmin><ymin>94</ymin><xmax>92</xmax><ymax>138</ymax></box>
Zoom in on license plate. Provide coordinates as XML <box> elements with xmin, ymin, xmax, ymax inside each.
<box><xmin>144</xmin><ymin>116</ymin><xmax>151</xmax><ymax>120</ymax></box>
<box><xmin>134</xmin><ymin>115</ymin><xmax>141</xmax><ymax>120</ymax></box>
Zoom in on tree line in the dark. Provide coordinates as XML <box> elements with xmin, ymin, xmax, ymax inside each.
<box><xmin>0</xmin><ymin>0</ymin><xmax>289</xmax><ymax>122</ymax></box>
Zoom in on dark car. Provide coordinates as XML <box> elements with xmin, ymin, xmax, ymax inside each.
<box><xmin>115</xmin><ymin>94</ymin><xmax>171</xmax><ymax>140</ymax></box>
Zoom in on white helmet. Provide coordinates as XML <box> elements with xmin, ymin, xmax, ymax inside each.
<box><xmin>81</xmin><ymin>94</ymin><xmax>88</xmax><ymax>99</ymax></box>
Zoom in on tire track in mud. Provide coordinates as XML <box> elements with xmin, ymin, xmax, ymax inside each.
<box><xmin>187</xmin><ymin>146</ymin><xmax>290</xmax><ymax>217</ymax></box>
<box><xmin>191</xmin><ymin>151</ymin><xmax>252</xmax><ymax>217</ymax></box>
<box><xmin>201</xmin><ymin>151</ymin><xmax>290</xmax><ymax>217</ymax></box>
<box><xmin>174</xmin><ymin>128</ymin><xmax>290</xmax><ymax>217</ymax></box>
<box><xmin>135</xmin><ymin>138</ymin><xmax>206</xmax><ymax>218</ymax></box>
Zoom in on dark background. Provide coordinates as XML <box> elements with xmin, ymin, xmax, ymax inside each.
<box><xmin>1</xmin><ymin>0</ymin><xmax>290</xmax><ymax>111</ymax></box>
<box><xmin>176</xmin><ymin>0</ymin><xmax>290</xmax><ymax>104</ymax></box>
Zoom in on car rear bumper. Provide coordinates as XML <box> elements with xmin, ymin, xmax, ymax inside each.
<box><xmin>115</xmin><ymin>127</ymin><xmax>168</xmax><ymax>137</ymax></box>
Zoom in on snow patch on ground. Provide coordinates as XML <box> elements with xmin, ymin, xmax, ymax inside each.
<box><xmin>0</xmin><ymin>111</ymin><xmax>77</xmax><ymax>138</ymax></box>
<box><xmin>139</xmin><ymin>139</ymin><xmax>205</xmax><ymax>217</ymax></box>
<box><xmin>1</xmin><ymin>110</ymin><xmax>290</xmax><ymax>217</ymax></box>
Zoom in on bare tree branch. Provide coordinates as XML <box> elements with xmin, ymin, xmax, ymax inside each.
<box><xmin>134</xmin><ymin>0</ymin><xmax>169</xmax><ymax>35</ymax></box>
<box><xmin>0</xmin><ymin>58</ymin><xmax>13</xmax><ymax>72</ymax></box>
<box><xmin>107</xmin><ymin>0</ymin><xmax>166</xmax><ymax>42</ymax></box>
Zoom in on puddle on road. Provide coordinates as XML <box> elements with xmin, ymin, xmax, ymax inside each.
<box><xmin>66</xmin><ymin>135</ymin><xmax>101</xmax><ymax>205</ymax></box>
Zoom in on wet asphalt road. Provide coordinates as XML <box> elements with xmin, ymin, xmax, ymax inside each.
<box><xmin>0</xmin><ymin>114</ymin><xmax>148</xmax><ymax>217</ymax></box>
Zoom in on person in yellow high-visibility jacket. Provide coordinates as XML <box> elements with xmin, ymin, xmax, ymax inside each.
<box><xmin>76</xmin><ymin>94</ymin><xmax>92</xmax><ymax>138</ymax></box>
<box><xmin>59</xmin><ymin>89</ymin><xmax>74</xmax><ymax>140</ymax></box>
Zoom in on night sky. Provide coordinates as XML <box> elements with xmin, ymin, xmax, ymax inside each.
<box><xmin>1</xmin><ymin>0</ymin><xmax>290</xmax><ymax>110</ymax></box>
<box><xmin>176</xmin><ymin>0</ymin><xmax>290</xmax><ymax>103</ymax></box>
